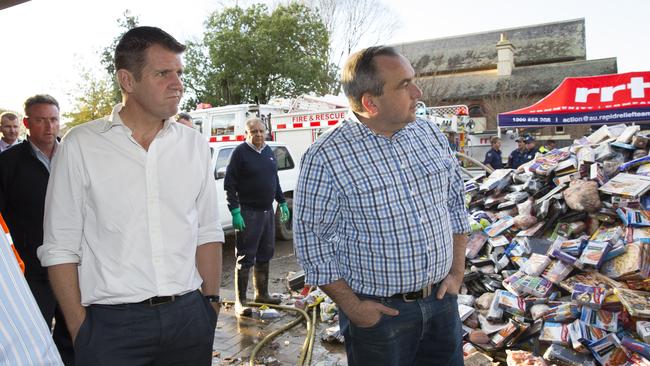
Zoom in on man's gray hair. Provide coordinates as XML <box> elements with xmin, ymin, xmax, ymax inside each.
<box><xmin>245</xmin><ymin>117</ymin><xmax>265</xmax><ymax>130</ymax></box>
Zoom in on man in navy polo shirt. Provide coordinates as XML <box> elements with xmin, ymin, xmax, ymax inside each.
<box><xmin>483</xmin><ymin>136</ymin><xmax>503</xmax><ymax>170</ymax></box>
<box><xmin>224</xmin><ymin>118</ymin><xmax>290</xmax><ymax>316</ymax></box>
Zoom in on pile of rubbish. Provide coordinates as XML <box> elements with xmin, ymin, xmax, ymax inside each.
<box><xmin>462</xmin><ymin>124</ymin><xmax>650</xmax><ymax>365</ymax></box>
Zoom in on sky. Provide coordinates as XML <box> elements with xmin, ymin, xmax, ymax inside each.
<box><xmin>0</xmin><ymin>0</ymin><xmax>648</xmax><ymax>118</ymax></box>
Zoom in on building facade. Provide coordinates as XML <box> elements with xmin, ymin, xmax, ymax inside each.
<box><xmin>394</xmin><ymin>19</ymin><xmax>618</xmax><ymax>142</ymax></box>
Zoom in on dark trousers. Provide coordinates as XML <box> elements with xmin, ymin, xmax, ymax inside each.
<box><xmin>235</xmin><ymin>207</ymin><xmax>275</xmax><ymax>270</ymax></box>
<box><xmin>28</xmin><ymin>278</ymin><xmax>75</xmax><ymax>365</ymax></box>
<box><xmin>339</xmin><ymin>290</ymin><xmax>463</xmax><ymax>366</ymax></box>
<box><xmin>74</xmin><ymin>290</ymin><xmax>217</xmax><ymax>366</ymax></box>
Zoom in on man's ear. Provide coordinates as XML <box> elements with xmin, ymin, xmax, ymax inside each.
<box><xmin>22</xmin><ymin>117</ymin><xmax>29</xmax><ymax>129</ymax></box>
<box><xmin>361</xmin><ymin>94</ymin><xmax>378</xmax><ymax>115</ymax></box>
<box><xmin>117</xmin><ymin>69</ymin><xmax>135</xmax><ymax>93</ymax></box>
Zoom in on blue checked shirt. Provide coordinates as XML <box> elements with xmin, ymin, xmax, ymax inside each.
<box><xmin>294</xmin><ymin>113</ymin><xmax>470</xmax><ymax>297</ymax></box>
<box><xmin>0</xmin><ymin>217</ymin><xmax>63</xmax><ymax>365</ymax></box>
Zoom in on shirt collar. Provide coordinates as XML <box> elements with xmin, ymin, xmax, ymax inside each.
<box><xmin>245</xmin><ymin>140</ymin><xmax>267</xmax><ymax>153</ymax></box>
<box><xmin>346</xmin><ymin>109</ymin><xmax>411</xmax><ymax>142</ymax></box>
<box><xmin>101</xmin><ymin>103</ymin><xmax>175</xmax><ymax>134</ymax></box>
<box><xmin>28</xmin><ymin>137</ymin><xmax>58</xmax><ymax>159</ymax></box>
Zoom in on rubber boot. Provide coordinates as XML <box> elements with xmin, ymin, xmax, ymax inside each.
<box><xmin>235</xmin><ymin>267</ymin><xmax>253</xmax><ymax>317</ymax></box>
<box><xmin>253</xmin><ymin>262</ymin><xmax>282</xmax><ymax>304</ymax></box>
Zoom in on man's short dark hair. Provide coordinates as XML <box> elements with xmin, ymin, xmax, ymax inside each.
<box><xmin>0</xmin><ymin>112</ymin><xmax>18</xmax><ymax>122</ymax></box>
<box><xmin>115</xmin><ymin>26</ymin><xmax>186</xmax><ymax>81</ymax></box>
<box><xmin>342</xmin><ymin>46</ymin><xmax>400</xmax><ymax>113</ymax></box>
<box><xmin>24</xmin><ymin>94</ymin><xmax>59</xmax><ymax>116</ymax></box>
<box><xmin>177</xmin><ymin>112</ymin><xmax>192</xmax><ymax>122</ymax></box>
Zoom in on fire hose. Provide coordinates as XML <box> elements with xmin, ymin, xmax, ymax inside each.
<box><xmin>222</xmin><ymin>300</ymin><xmax>318</xmax><ymax>366</ymax></box>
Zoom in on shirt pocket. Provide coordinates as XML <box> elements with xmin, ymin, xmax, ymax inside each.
<box><xmin>347</xmin><ymin>172</ymin><xmax>397</xmax><ymax>220</ymax></box>
<box><xmin>414</xmin><ymin>157</ymin><xmax>451</xmax><ymax>205</ymax></box>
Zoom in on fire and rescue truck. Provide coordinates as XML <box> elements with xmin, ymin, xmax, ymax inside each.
<box><xmin>269</xmin><ymin>108</ymin><xmax>347</xmax><ymax>162</ymax></box>
<box><xmin>188</xmin><ymin>103</ymin><xmax>348</xmax><ymax>165</ymax></box>
<box><xmin>188</xmin><ymin>103</ymin><xmax>286</xmax><ymax>142</ymax></box>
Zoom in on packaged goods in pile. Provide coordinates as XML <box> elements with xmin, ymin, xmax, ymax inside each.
<box><xmin>461</xmin><ymin>124</ymin><xmax>650</xmax><ymax>365</ymax></box>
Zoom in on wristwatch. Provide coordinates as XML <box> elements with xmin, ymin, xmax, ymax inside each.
<box><xmin>205</xmin><ymin>295</ymin><xmax>221</xmax><ymax>304</ymax></box>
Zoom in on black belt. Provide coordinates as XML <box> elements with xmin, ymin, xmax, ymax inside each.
<box><xmin>138</xmin><ymin>291</ymin><xmax>193</xmax><ymax>306</ymax></box>
<box><xmin>390</xmin><ymin>282</ymin><xmax>436</xmax><ymax>302</ymax></box>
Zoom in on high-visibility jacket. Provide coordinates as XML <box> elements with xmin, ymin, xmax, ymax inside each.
<box><xmin>0</xmin><ymin>213</ymin><xmax>24</xmax><ymax>273</ymax></box>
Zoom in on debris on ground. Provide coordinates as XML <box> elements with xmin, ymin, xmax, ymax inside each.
<box><xmin>461</xmin><ymin>124</ymin><xmax>650</xmax><ymax>365</ymax></box>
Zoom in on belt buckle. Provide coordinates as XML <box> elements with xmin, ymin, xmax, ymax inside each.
<box><xmin>149</xmin><ymin>295</ymin><xmax>175</xmax><ymax>306</ymax></box>
<box><xmin>402</xmin><ymin>291</ymin><xmax>419</xmax><ymax>302</ymax></box>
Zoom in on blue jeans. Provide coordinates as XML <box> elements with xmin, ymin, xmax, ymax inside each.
<box><xmin>339</xmin><ymin>290</ymin><xmax>463</xmax><ymax>366</ymax></box>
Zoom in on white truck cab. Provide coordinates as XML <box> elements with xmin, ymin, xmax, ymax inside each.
<box><xmin>209</xmin><ymin>141</ymin><xmax>298</xmax><ymax>240</ymax></box>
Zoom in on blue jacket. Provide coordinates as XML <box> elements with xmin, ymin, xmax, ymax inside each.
<box><xmin>508</xmin><ymin>149</ymin><xmax>525</xmax><ymax>169</ymax></box>
<box><xmin>483</xmin><ymin>148</ymin><xmax>503</xmax><ymax>169</ymax></box>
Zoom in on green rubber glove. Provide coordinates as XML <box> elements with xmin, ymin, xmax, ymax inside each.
<box><xmin>279</xmin><ymin>202</ymin><xmax>290</xmax><ymax>223</ymax></box>
<box><xmin>230</xmin><ymin>208</ymin><xmax>245</xmax><ymax>231</ymax></box>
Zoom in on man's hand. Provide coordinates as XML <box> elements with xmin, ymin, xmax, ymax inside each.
<box><xmin>346</xmin><ymin>299</ymin><xmax>399</xmax><ymax>328</ymax></box>
<box><xmin>436</xmin><ymin>270</ymin><xmax>464</xmax><ymax>299</ymax></box>
<box><xmin>279</xmin><ymin>202</ymin><xmax>290</xmax><ymax>223</ymax></box>
<box><xmin>210</xmin><ymin>302</ymin><xmax>221</xmax><ymax>321</ymax></box>
<box><xmin>230</xmin><ymin>208</ymin><xmax>245</xmax><ymax>231</ymax></box>
<box><xmin>69</xmin><ymin>308</ymin><xmax>87</xmax><ymax>344</ymax></box>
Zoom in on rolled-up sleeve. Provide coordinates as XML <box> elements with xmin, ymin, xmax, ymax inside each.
<box><xmin>447</xmin><ymin>148</ymin><xmax>470</xmax><ymax>235</ymax></box>
<box><xmin>293</xmin><ymin>151</ymin><xmax>341</xmax><ymax>286</ymax></box>
<box><xmin>196</xmin><ymin>143</ymin><xmax>224</xmax><ymax>245</ymax></box>
<box><xmin>38</xmin><ymin>134</ymin><xmax>85</xmax><ymax>267</ymax></box>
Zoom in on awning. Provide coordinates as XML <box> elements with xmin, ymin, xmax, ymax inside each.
<box><xmin>498</xmin><ymin>71</ymin><xmax>650</xmax><ymax>128</ymax></box>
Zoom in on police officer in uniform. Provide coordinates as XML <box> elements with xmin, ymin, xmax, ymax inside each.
<box><xmin>521</xmin><ymin>136</ymin><xmax>537</xmax><ymax>164</ymax></box>
<box><xmin>508</xmin><ymin>137</ymin><xmax>526</xmax><ymax>169</ymax></box>
<box><xmin>483</xmin><ymin>136</ymin><xmax>503</xmax><ymax>170</ymax></box>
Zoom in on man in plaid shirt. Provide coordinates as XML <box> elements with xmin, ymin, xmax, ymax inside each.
<box><xmin>294</xmin><ymin>46</ymin><xmax>470</xmax><ymax>366</ymax></box>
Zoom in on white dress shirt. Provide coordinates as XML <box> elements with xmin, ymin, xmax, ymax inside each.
<box><xmin>0</xmin><ymin>138</ymin><xmax>20</xmax><ymax>152</ymax></box>
<box><xmin>38</xmin><ymin>104</ymin><xmax>224</xmax><ymax>306</ymax></box>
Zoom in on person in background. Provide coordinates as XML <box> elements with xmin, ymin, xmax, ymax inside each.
<box><xmin>38</xmin><ymin>26</ymin><xmax>223</xmax><ymax>365</ymax></box>
<box><xmin>538</xmin><ymin>139</ymin><xmax>556</xmax><ymax>154</ymax></box>
<box><xmin>294</xmin><ymin>46</ymin><xmax>469</xmax><ymax>366</ymax></box>
<box><xmin>0</xmin><ymin>94</ymin><xmax>74</xmax><ymax>364</ymax></box>
<box><xmin>224</xmin><ymin>117</ymin><xmax>289</xmax><ymax>317</ymax></box>
<box><xmin>522</xmin><ymin>136</ymin><xmax>537</xmax><ymax>164</ymax></box>
<box><xmin>508</xmin><ymin>136</ymin><xmax>526</xmax><ymax>169</ymax></box>
<box><xmin>176</xmin><ymin>112</ymin><xmax>194</xmax><ymax>128</ymax></box>
<box><xmin>0</xmin><ymin>112</ymin><xmax>21</xmax><ymax>152</ymax></box>
<box><xmin>483</xmin><ymin>136</ymin><xmax>503</xmax><ymax>170</ymax></box>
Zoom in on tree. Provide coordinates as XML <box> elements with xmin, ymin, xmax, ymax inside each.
<box><xmin>63</xmin><ymin>69</ymin><xmax>114</xmax><ymax>128</ymax></box>
<box><xmin>183</xmin><ymin>3</ymin><xmax>337</xmax><ymax>109</ymax></box>
<box><xmin>482</xmin><ymin>80</ymin><xmax>539</xmax><ymax>130</ymax></box>
<box><xmin>100</xmin><ymin>10</ymin><xmax>139</xmax><ymax>104</ymax></box>
<box><xmin>304</xmin><ymin>0</ymin><xmax>401</xmax><ymax>67</ymax></box>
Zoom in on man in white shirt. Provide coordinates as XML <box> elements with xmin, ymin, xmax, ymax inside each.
<box><xmin>38</xmin><ymin>26</ymin><xmax>224</xmax><ymax>365</ymax></box>
<box><xmin>0</xmin><ymin>112</ymin><xmax>21</xmax><ymax>152</ymax></box>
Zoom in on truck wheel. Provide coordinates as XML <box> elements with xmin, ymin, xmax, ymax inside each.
<box><xmin>275</xmin><ymin>197</ymin><xmax>293</xmax><ymax>241</ymax></box>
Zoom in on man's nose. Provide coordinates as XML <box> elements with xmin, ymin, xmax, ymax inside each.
<box><xmin>411</xmin><ymin>83</ymin><xmax>422</xmax><ymax>99</ymax></box>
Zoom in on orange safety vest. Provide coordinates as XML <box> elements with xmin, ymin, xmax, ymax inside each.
<box><xmin>0</xmin><ymin>213</ymin><xmax>25</xmax><ymax>273</ymax></box>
